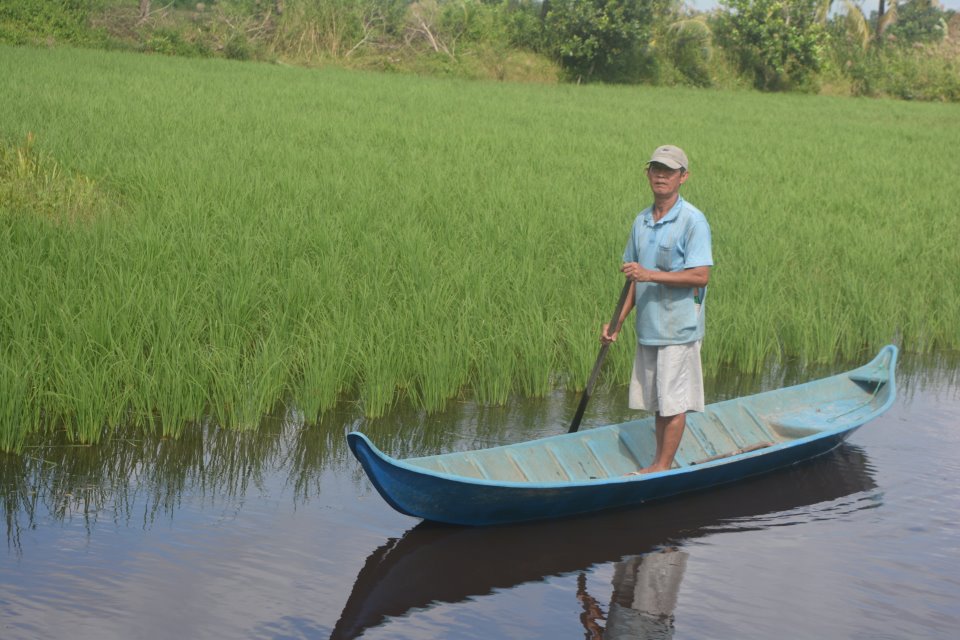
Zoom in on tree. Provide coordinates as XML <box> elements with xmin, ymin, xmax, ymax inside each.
<box><xmin>871</xmin><ymin>0</ymin><xmax>901</xmax><ymax>40</ymax></box>
<box><xmin>715</xmin><ymin>0</ymin><xmax>827</xmax><ymax>91</ymax></box>
<box><xmin>543</xmin><ymin>0</ymin><xmax>666</xmax><ymax>82</ymax></box>
<box><xmin>663</xmin><ymin>15</ymin><xmax>715</xmax><ymax>86</ymax></box>
<box><xmin>884</xmin><ymin>0</ymin><xmax>949</xmax><ymax>44</ymax></box>
<box><xmin>817</xmin><ymin>0</ymin><xmax>897</xmax><ymax>49</ymax></box>
<box><xmin>825</xmin><ymin>0</ymin><xmax>949</xmax><ymax>54</ymax></box>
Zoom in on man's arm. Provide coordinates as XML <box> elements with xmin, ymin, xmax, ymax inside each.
<box><xmin>622</xmin><ymin>264</ymin><xmax>710</xmax><ymax>288</ymax></box>
<box><xmin>601</xmin><ymin>282</ymin><xmax>635</xmax><ymax>343</ymax></box>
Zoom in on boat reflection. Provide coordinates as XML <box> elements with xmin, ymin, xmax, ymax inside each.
<box><xmin>331</xmin><ymin>445</ymin><xmax>878</xmax><ymax>639</ymax></box>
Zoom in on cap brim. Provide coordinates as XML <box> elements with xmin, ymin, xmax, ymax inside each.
<box><xmin>648</xmin><ymin>156</ymin><xmax>684</xmax><ymax>170</ymax></box>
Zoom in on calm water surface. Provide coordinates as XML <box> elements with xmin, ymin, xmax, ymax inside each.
<box><xmin>2</xmin><ymin>359</ymin><xmax>958</xmax><ymax>639</ymax></box>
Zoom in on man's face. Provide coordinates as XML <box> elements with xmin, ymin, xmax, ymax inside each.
<box><xmin>646</xmin><ymin>162</ymin><xmax>688</xmax><ymax>197</ymax></box>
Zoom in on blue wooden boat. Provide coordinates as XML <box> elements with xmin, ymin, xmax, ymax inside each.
<box><xmin>348</xmin><ymin>345</ymin><xmax>897</xmax><ymax>526</ymax></box>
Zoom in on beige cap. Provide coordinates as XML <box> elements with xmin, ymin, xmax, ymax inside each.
<box><xmin>648</xmin><ymin>145</ymin><xmax>689</xmax><ymax>171</ymax></box>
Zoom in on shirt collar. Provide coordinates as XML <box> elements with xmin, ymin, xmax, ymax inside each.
<box><xmin>644</xmin><ymin>195</ymin><xmax>685</xmax><ymax>227</ymax></box>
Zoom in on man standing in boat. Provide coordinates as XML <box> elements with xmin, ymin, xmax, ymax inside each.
<box><xmin>602</xmin><ymin>145</ymin><xmax>713</xmax><ymax>474</ymax></box>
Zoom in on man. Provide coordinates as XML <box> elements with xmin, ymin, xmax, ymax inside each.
<box><xmin>602</xmin><ymin>145</ymin><xmax>713</xmax><ymax>474</ymax></box>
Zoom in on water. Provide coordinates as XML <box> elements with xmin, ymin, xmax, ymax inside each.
<box><xmin>1</xmin><ymin>359</ymin><xmax>959</xmax><ymax>639</ymax></box>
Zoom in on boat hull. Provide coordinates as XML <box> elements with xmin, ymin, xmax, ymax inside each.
<box><xmin>349</xmin><ymin>430</ymin><xmax>853</xmax><ymax>525</ymax></box>
<box><xmin>348</xmin><ymin>345</ymin><xmax>897</xmax><ymax>526</ymax></box>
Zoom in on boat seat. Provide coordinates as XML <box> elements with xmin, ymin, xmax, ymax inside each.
<box><xmin>848</xmin><ymin>370</ymin><xmax>888</xmax><ymax>385</ymax></box>
<box><xmin>771</xmin><ymin>394</ymin><xmax>881</xmax><ymax>439</ymax></box>
<box><xmin>769</xmin><ymin>408</ymin><xmax>837</xmax><ymax>439</ymax></box>
<box><xmin>769</xmin><ymin>422</ymin><xmax>822</xmax><ymax>439</ymax></box>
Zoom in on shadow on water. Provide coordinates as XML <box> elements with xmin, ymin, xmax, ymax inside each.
<box><xmin>330</xmin><ymin>444</ymin><xmax>879</xmax><ymax>640</ymax></box>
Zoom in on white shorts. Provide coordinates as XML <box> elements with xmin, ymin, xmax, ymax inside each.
<box><xmin>629</xmin><ymin>341</ymin><xmax>704</xmax><ymax>416</ymax></box>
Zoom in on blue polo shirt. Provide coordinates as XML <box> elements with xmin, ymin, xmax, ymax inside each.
<box><xmin>623</xmin><ymin>196</ymin><xmax>713</xmax><ymax>346</ymax></box>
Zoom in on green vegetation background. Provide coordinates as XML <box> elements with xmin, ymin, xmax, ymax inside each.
<box><xmin>1</xmin><ymin>35</ymin><xmax>958</xmax><ymax>452</ymax></box>
<box><xmin>2</xmin><ymin>0</ymin><xmax>959</xmax><ymax>100</ymax></box>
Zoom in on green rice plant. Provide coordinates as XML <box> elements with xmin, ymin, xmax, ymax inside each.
<box><xmin>202</xmin><ymin>328</ymin><xmax>292</xmax><ymax>432</ymax></box>
<box><xmin>293</xmin><ymin>320</ymin><xmax>353</xmax><ymax>422</ymax></box>
<box><xmin>408</xmin><ymin>281</ymin><xmax>471</xmax><ymax>413</ymax></box>
<box><xmin>469</xmin><ymin>328</ymin><xmax>518</xmax><ymax>407</ymax></box>
<box><xmin>356</xmin><ymin>329</ymin><xmax>408</xmax><ymax>418</ymax></box>
<box><xmin>0</xmin><ymin>350</ymin><xmax>34</xmax><ymax>452</ymax></box>
<box><xmin>0</xmin><ymin>44</ymin><xmax>958</xmax><ymax>452</ymax></box>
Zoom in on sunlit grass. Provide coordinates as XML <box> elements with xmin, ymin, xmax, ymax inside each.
<box><xmin>0</xmin><ymin>44</ymin><xmax>957</xmax><ymax>452</ymax></box>
<box><xmin>0</xmin><ymin>131</ymin><xmax>113</xmax><ymax>226</ymax></box>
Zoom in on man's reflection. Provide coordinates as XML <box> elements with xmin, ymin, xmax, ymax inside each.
<box><xmin>579</xmin><ymin>548</ymin><xmax>688</xmax><ymax>639</ymax></box>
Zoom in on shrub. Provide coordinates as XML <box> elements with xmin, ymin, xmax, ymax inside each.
<box><xmin>848</xmin><ymin>41</ymin><xmax>960</xmax><ymax>101</ymax></box>
<box><xmin>224</xmin><ymin>33</ymin><xmax>251</xmax><ymax>60</ymax></box>
<box><xmin>0</xmin><ymin>0</ymin><xmax>100</xmax><ymax>46</ymax></box>
<box><xmin>661</xmin><ymin>17</ymin><xmax>714</xmax><ymax>87</ymax></box>
<box><xmin>269</xmin><ymin>0</ymin><xmax>409</xmax><ymax>60</ymax></box>
<box><xmin>715</xmin><ymin>0</ymin><xmax>827</xmax><ymax>92</ymax></box>
<box><xmin>828</xmin><ymin>2</ymin><xmax>960</xmax><ymax>102</ymax></box>
<box><xmin>142</xmin><ymin>26</ymin><xmax>211</xmax><ymax>57</ymax></box>
<box><xmin>543</xmin><ymin>0</ymin><xmax>663</xmax><ymax>83</ymax></box>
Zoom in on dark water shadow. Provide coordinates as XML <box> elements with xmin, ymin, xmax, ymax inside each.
<box><xmin>0</xmin><ymin>408</ymin><xmax>355</xmax><ymax>553</ymax></box>
<box><xmin>330</xmin><ymin>444</ymin><xmax>878</xmax><ymax>640</ymax></box>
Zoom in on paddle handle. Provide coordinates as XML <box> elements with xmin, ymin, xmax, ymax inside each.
<box><xmin>568</xmin><ymin>278</ymin><xmax>633</xmax><ymax>433</ymax></box>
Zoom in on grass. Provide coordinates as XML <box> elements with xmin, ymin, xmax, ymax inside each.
<box><xmin>0</xmin><ymin>44</ymin><xmax>958</xmax><ymax>452</ymax></box>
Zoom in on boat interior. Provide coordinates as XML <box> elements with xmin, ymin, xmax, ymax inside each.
<box><xmin>404</xmin><ymin>362</ymin><xmax>892</xmax><ymax>484</ymax></box>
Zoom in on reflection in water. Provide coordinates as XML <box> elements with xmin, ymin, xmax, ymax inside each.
<box><xmin>578</xmin><ymin>548</ymin><xmax>688</xmax><ymax>640</ymax></box>
<box><xmin>610</xmin><ymin>550</ymin><xmax>687</xmax><ymax>639</ymax></box>
<box><xmin>0</xmin><ymin>409</ymin><xmax>348</xmax><ymax>553</ymax></box>
<box><xmin>330</xmin><ymin>445</ymin><xmax>878</xmax><ymax>639</ymax></box>
<box><xmin>0</xmin><ymin>389</ymin><xmax>605</xmax><ymax>551</ymax></box>
<box><xmin>0</xmin><ymin>356</ymin><xmax>810</xmax><ymax>551</ymax></box>
<box><xmin>4</xmin><ymin>349</ymin><xmax>950</xmax><ymax>553</ymax></box>
<box><xmin>0</xmin><ymin>378</ymin><xmax>629</xmax><ymax>553</ymax></box>
<box><xmin>578</xmin><ymin>572</ymin><xmax>606</xmax><ymax>639</ymax></box>
<box><xmin>1</xmin><ymin>354</ymin><xmax>955</xmax><ymax>637</ymax></box>
<box><xmin>623</xmin><ymin>550</ymin><xmax>685</xmax><ymax>638</ymax></box>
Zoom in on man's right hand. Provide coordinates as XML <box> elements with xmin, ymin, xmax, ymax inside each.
<box><xmin>601</xmin><ymin>323</ymin><xmax>619</xmax><ymax>344</ymax></box>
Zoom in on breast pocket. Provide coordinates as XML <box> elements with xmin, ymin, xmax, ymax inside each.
<box><xmin>656</xmin><ymin>243</ymin><xmax>676</xmax><ymax>271</ymax></box>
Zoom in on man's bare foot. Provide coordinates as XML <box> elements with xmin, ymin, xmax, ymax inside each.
<box><xmin>625</xmin><ymin>464</ymin><xmax>669</xmax><ymax>476</ymax></box>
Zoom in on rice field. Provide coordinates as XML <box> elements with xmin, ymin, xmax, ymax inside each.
<box><xmin>1</xmin><ymin>45</ymin><xmax>958</xmax><ymax>452</ymax></box>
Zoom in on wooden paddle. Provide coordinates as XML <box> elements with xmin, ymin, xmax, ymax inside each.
<box><xmin>568</xmin><ymin>278</ymin><xmax>633</xmax><ymax>433</ymax></box>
